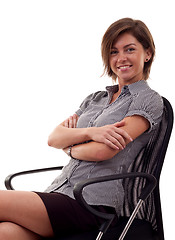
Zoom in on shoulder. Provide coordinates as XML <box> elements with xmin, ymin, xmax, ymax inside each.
<box><xmin>128</xmin><ymin>80</ymin><xmax>163</xmax><ymax>111</ymax></box>
<box><xmin>134</xmin><ymin>85</ymin><xmax>163</xmax><ymax>112</ymax></box>
<box><xmin>126</xmin><ymin>82</ymin><xmax>164</xmax><ymax>130</ymax></box>
<box><xmin>80</xmin><ymin>90</ymin><xmax>107</xmax><ymax>105</ymax></box>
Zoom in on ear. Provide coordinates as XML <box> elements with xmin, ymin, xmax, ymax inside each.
<box><xmin>145</xmin><ymin>47</ymin><xmax>152</xmax><ymax>62</ymax></box>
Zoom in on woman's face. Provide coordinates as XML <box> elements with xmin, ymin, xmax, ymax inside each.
<box><xmin>109</xmin><ymin>32</ymin><xmax>151</xmax><ymax>85</ymax></box>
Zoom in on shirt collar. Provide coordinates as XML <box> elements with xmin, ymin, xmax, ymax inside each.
<box><xmin>126</xmin><ymin>80</ymin><xmax>149</xmax><ymax>94</ymax></box>
<box><xmin>106</xmin><ymin>80</ymin><xmax>149</xmax><ymax>95</ymax></box>
<box><xmin>106</xmin><ymin>84</ymin><xmax>119</xmax><ymax>93</ymax></box>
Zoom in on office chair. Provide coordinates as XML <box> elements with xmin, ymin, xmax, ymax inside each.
<box><xmin>5</xmin><ymin>97</ymin><xmax>173</xmax><ymax>240</ymax></box>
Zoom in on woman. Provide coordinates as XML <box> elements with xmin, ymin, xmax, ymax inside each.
<box><xmin>0</xmin><ymin>18</ymin><xmax>163</xmax><ymax>239</ymax></box>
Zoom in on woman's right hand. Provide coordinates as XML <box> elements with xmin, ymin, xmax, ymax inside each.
<box><xmin>88</xmin><ymin>121</ymin><xmax>133</xmax><ymax>150</ymax></box>
<box><xmin>63</xmin><ymin>114</ymin><xmax>79</xmax><ymax>128</ymax></box>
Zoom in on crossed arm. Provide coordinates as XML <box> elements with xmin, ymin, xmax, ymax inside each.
<box><xmin>48</xmin><ymin>114</ymin><xmax>149</xmax><ymax>162</ymax></box>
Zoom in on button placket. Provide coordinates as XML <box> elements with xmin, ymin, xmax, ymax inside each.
<box><xmin>87</xmin><ymin>109</ymin><xmax>105</xmax><ymax>127</ymax></box>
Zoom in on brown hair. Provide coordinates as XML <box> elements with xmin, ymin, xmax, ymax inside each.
<box><xmin>101</xmin><ymin>18</ymin><xmax>155</xmax><ymax>80</ymax></box>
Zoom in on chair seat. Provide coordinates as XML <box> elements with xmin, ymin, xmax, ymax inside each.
<box><xmin>44</xmin><ymin>217</ymin><xmax>155</xmax><ymax>240</ymax></box>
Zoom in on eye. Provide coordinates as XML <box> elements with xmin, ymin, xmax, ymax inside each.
<box><xmin>110</xmin><ymin>50</ymin><xmax>118</xmax><ymax>55</ymax></box>
<box><xmin>126</xmin><ymin>48</ymin><xmax>135</xmax><ymax>53</ymax></box>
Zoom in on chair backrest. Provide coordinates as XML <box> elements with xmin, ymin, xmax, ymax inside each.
<box><xmin>121</xmin><ymin>97</ymin><xmax>174</xmax><ymax>240</ymax></box>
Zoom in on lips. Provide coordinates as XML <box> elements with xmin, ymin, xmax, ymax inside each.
<box><xmin>117</xmin><ymin>65</ymin><xmax>132</xmax><ymax>70</ymax></box>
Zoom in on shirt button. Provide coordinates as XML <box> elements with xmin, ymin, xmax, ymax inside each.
<box><xmin>89</xmin><ymin>122</ymin><xmax>93</xmax><ymax>127</ymax></box>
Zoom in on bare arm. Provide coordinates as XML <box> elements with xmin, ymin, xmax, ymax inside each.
<box><xmin>48</xmin><ymin>114</ymin><xmax>132</xmax><ymax>150</ymax></box>
<box><xmin>63</xmin><ymin>115</ymin><xmax>150</xmax><ymax>161</ymax></box>
<box><xmin>48</xmin><ymin>125</ymin><xmax>89</xmax><ymax>149</ymax></box>
<box><xmin>48</xmin><ymin>114</ymin><xmax>89</xmax><ymax>148</ymax></box>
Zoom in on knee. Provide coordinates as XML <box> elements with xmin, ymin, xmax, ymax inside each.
<box><xmin>0</xmin><ymin>222</ymin><xmax>16</xmax><ymax>239</ymax></box>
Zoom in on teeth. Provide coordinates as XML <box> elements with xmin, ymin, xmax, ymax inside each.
<box><xmin>119</xmin><ymin>65</ymin><xmax>131</xmax><ymax>69</ymax></box>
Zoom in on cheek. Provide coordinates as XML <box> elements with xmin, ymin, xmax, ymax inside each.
<box><xmin>134</xmin><ymin>55</ymin><xmax>145</xmax><ymax>70</ymax></box>
<box><xmin>109</xmin><ymin>58</ymin><xmax>117</xmax><ymax>70</ymax></box>
<box><xmin>109</xmin><ymin>58</ymin><xmax>114</xmax><ymax>67</ymax></box>
<box><xmin>139</xmin><ymin>58</ymin><xmax>145</xmax><ymax>70</ymax></box>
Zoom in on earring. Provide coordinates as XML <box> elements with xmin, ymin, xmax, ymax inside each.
<box><xmin>145</xmin><ymin>58</ymin><xmax>149</xmax><ymax>62</ymax></box>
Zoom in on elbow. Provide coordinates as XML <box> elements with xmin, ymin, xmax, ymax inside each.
<box><xmin>48</xmin><ymin>135</ymin><xmax>60</xmax><ymax>148</ymax></box>
<box><xmin>48</xmin><ymin>135</ymin><xmax>54</xmax><ymax>147</ymax></box>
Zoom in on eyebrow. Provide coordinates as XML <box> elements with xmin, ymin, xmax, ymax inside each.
<box><xmin>111</xmin><ymin>43</ymin><xmax>136</xmax><ymax>49</ymax></box>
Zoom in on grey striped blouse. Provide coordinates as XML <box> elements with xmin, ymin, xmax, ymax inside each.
<box><xmin>45</xmin><ymin>80</ymin><xmax>163</xmax><ymax>215</ymax></box>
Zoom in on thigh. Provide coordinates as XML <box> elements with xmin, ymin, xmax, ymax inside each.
<box><xmin>0</xmin><ymin>190</ymin><xmax>54</xmax><ymax>238</ymax></box>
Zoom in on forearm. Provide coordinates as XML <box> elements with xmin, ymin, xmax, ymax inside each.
<box><xmin>48</xmin><ymin>119</ymin><xmax>131</xmax><ymax>150</ymax></box>
<box><xmin>62</xmin><ymin>115</ymin><xmax>149</xmax><ymax>162</ymax></box>
<box><xmin>48</xmin><ymin>120</ymin><xmax>133</xmax><ymax>155</ymax></box>
<box><xmin>48</xmin><ymin>125</ymin><xmax>91</xmax><ymax>149</ymax></box>
<box><xmin>66</xmin><ymin>141</ymin><xmax>119</xmax><ymax>162</ymax></box>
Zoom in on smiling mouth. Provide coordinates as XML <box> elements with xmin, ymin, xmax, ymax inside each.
<box><xmin>117</xmin><ymin>65</ymin><xmax>132</xmax><ymax>70</ymax></box>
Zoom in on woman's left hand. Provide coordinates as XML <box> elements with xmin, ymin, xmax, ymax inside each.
<box><xmin>87</xmin><ymin>121</ymin><xmax>132</xmax><ymax>150</ymax></box>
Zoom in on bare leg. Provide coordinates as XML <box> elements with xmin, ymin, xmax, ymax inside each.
<box><xmin>0</xmin><ymin>190</ymin><xmax>54</xmax><ymax>239</ymax></box>
<box><xmin>0</xmin><ymin>222</ymin><xmax>41</xmax><ymax>240</ymax></box>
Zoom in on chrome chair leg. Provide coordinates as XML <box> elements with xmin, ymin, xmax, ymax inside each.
<box><xmin>118</xmin><ymin>199</ymin><xmax>144</xmax><ymax>240</ymax></box>
<box><xmin>96</xmin><ymin>231</ymin><xmax>104</xmax><ymax>240</ymax></box>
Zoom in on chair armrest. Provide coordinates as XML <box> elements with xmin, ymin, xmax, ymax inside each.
<box><xmin>73</xmin><ymin>172</ymin><xmax>157</xmax><ymax>220</ymax></box>
<box><xmin>5</xmin><ymin>166</ymin><xmax>63</xmax><ymax>190</ymax></box>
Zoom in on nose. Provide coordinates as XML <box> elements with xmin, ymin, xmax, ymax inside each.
<box><xmin>117</xmin><ymin>52</ymin><xmax>127</xmax><ymax>63</ymax></box>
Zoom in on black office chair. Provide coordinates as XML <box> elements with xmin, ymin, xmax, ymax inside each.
<box><xmin>5</xmin><ymin>97</ymin><xmax>173</xmax><ymax>240</ymax></box>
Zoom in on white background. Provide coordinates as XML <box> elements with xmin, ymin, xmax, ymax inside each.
<box><xmin>0</xmin><ymin>0</ymin><xmax>174</xmax><ymax>239</ymax></box>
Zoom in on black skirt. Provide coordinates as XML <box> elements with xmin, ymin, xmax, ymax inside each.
<box><xmin>35</xmin><ymin>191</ymin><xmax>117</xmax><ymax>238</ymax></box>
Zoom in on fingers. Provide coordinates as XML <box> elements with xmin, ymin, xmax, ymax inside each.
<box><xmin>104</xmin><ymin>138</ymin><xmax>122</xmax><ymax>150</ymax></box>
<box><xmin>64</xmin><ymin>114</ymin><xmax>79</xmax><ymax>128</ymax></box>
<box><xmin>102</xmin><ymin>125</ymin><xmax>133</xmax><ymax>150</ymax></box>
<box><xmin>115</xmin><ymin>127</ymin><xmax>133</xmax><ymax>142</ymax></box>
<box><xmin>105</xmin><ymin>134</ymin><xmax>125</xmax><ymax>150</ymax></box>
<box><xmin>113</xmin><ymin>120</ymin><xmax>125</xmax><ymax>128</ymax></box>
<box><xmin>103</xmin><ymin>132</ymin><xmax>125</xmax><ymax>150</ymax></box>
